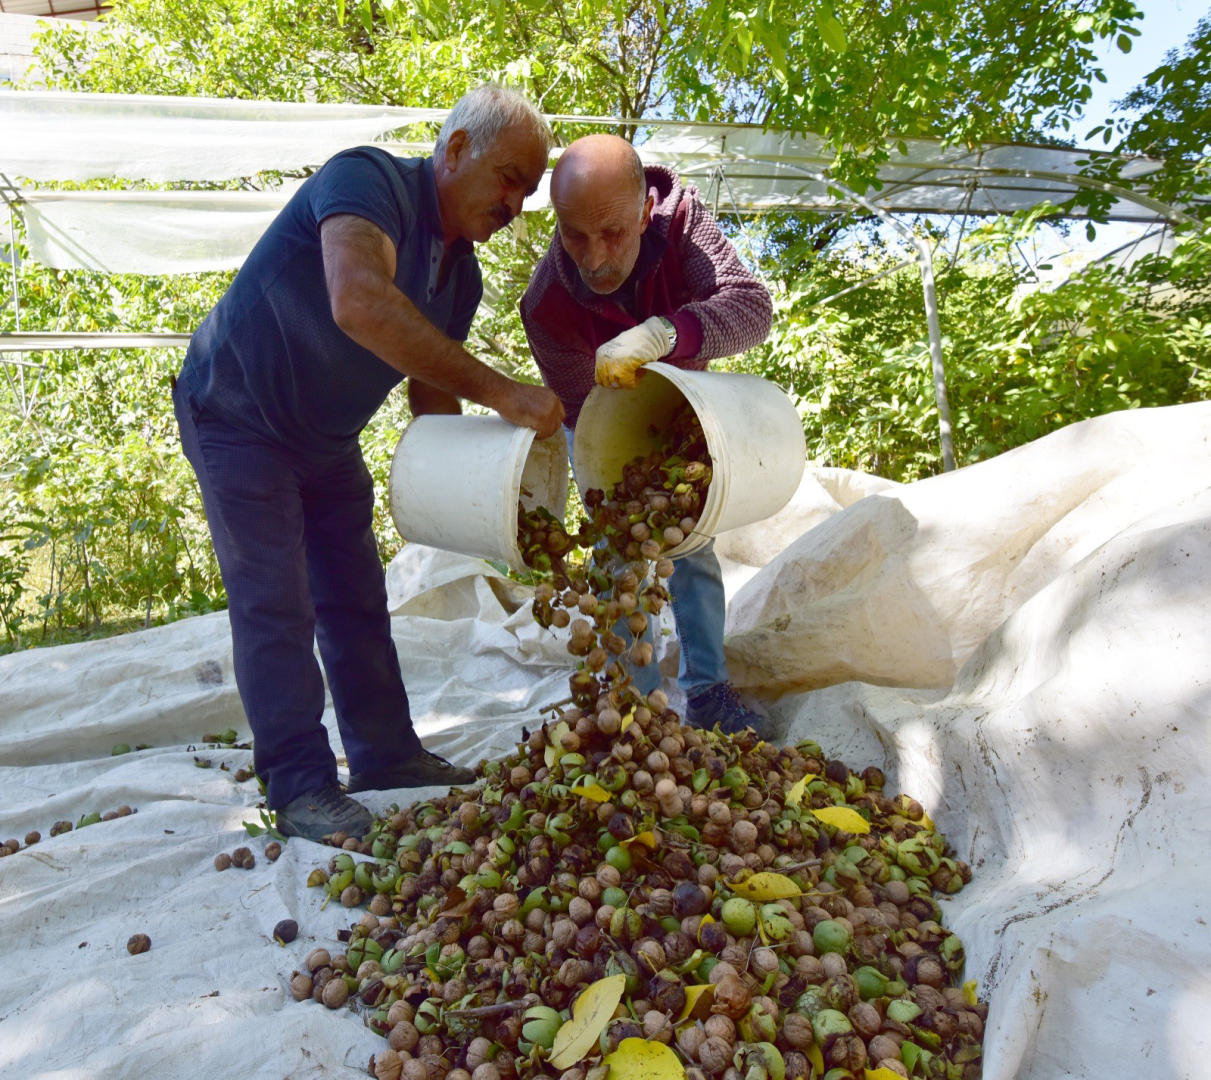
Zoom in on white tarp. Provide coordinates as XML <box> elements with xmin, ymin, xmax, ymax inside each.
<box><xmin>723</xmin><ymin>399</ymin><xmax>1211</xmax><ymax>694</ymax></box>
<box><xmin>0</xmin><ymin>90</ymin><xmax>441</xmax><ymax>183</ymax></box>
<box><xmin>637</xmin><ymin>124</ymin><xmax>1184</xmax><ymax>222</ymax></box>
<box><xmin>15</xmin><ymin>175</ymin><xmax>555</xmax><ymax>274</ymax></box>
<box><xmin>5</xmin><ymin>89</ymin><xmax>1205</xmax><ymax>274</ymax></box>
<box><xmin>1</xmin><ymin>401</ymin><xmax>1209</xmax><ymax>1078</ymax></box>
<box><xmin>21</xmin><ymin>190</ymin><xmax>291</xmax><ymax>273</ymax></box>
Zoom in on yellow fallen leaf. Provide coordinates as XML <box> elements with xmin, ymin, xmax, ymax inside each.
<box><xmin>807</xmin><ymin>1043</ymin><xmax>824</xmax><ymax>1077</ymax></box>
<box><xmin>549</xmin><ymin>974</ymin><xmax>626</xmax><ymax>1069</ymax></box>
<box><xmin>621</xmin><ymin>711</ymin><xmax>635</xmax><ymax>733</ymax></box>
<box><xmin>675</xmin><ymin>983</ymin><xmax>715</xmax><ymax>1023</ymax></box>
<box><xmin>919</xmin><ymin>811</ymin><xmax>936</xmax><ymax>832</ymax></box>
<box><xmin>621</xmin><ymin>830</ymin><xmax>657</xmax><ymax>850</ymax></box>
<box><xmin>962</xmin><ymin>979</ymin><xmax>978</xmax><ymax>1007</ymax></box>
<box><xmin>865</xmin><ymin>1070</ymin><xmax>906</xmax><ymax>1080</ymax></box>
<box><xmin>571</xmin><ymin>775</ymin><xmax>612</xmax><ymax>802</ymax></box>
<box><xmin>785</xmin><ymin>774</ymin><xmax>817</xmax><ymax>808</ymax></box>
<box><xmin>811</xmin><ymin>806</ymin><xmax>871</xmax><ymax>834</ymax></box>
<box><xmin>544</xmin><ymin>721</ymin><xmax>571</xmax><ymax>769</ymax></box>
<box><xmin>603</xmin><ymin>1038</ymin><xmax>685</xmax><ymax>1080</ymax></box>
<box><xmin>727</xmin><ymin>872</ymin><xmax>801</xmax><ymax>901</ymax></box>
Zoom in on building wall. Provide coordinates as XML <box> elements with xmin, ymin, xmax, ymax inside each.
<box><xmin>0</xmin><ymin>13</ymin><xmax>41</xmax><ymax>83</ymax></box>
<box><xmin>1</xmin><ymin>11</ymin><xmax>99</xmax><ymax>85</ymax></box>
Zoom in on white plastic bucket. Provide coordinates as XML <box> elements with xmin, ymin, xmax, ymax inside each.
<box><xmin>572</xmin><ymin>362</ymin><xmax>806</xmax><ymax>558</ymax></box>
<box><xmin>389</xmin><ymin>415</ymin><xmax>569</xmax><ymax>573</ymax></box>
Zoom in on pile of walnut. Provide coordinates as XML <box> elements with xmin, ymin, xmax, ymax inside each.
<box><xmin>293</xmin><ymin>400</ymin><xmax>986</xmax><ymax>1080</ymax></box>
<box><xmin>297</xmin><ymin>706</ymin><xmax>987</xmax><ymax>1080</ymax></box>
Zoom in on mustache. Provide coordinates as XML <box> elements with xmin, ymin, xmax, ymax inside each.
<box><xmin>488</xmin><ymin>202</ymin><xmax>514</xmax><ymax>226</ymax></box>
<box><xmin>580</xmin><ymin>263</ymin><xmax>623</xmax><ymax>283</ymax></box>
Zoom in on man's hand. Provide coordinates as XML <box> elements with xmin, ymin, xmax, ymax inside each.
<box><xmin>499</xmin><ymin>382</ymin><xmax>565</xmax><ymax>440</ymax></box>
<box><xmin>595</xmin><ymin>316</ymin><xmax>672</xmax><ymax>390</ymax></box>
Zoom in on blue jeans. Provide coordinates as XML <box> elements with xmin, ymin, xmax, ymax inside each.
<box><xmin>563</xmin><ymin>427</ymin><xmax>729</xmax><ymax>697</ymax></box>
<box><xmin>174</xmin><ymin>381</ymin><xmax>421</xmax><ymax>809</ymax></box>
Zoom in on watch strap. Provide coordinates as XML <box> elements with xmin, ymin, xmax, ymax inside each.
<box><xmin>656</xmin><ymin>316</ymin><xmax>677</xmax><ymax>355</ymax></box>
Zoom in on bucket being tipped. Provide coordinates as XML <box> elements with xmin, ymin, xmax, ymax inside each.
<box><xmin>572</xmin><ymin>362</ymin><xmax>806</xmax><ymax>558</ymax></box>
<box><xmin>388</xmin><ymin>415</ymin><xmax>568</xmax><ymax>573</ymax></box>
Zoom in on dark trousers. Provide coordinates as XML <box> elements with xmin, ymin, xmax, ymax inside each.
<box><xmin>173</xmin><ymin>381</ymin><xmax>420</xmax><ymax>809</ymax></box>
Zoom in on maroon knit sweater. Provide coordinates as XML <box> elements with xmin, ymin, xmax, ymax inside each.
<box><xmin>520</xmin><ymin>165</ymin><xmax>773</xmax><ymax>428</ymax></box>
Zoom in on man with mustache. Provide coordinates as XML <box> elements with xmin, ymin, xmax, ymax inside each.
<box><xmin>175</xmin><ymin>85</ymin><xmax>562</xmax><ymax>840</ymax></box>
<box><xmin>520</xmin><ymin>134</ymin><xmax>773</xmax><ymax>737</ymax></box>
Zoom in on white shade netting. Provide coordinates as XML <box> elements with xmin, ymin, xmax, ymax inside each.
<box><xmin>1</xmin><ymin>401</ymin><xmax>1208</xmax><ymax>1079</ymax></box>
<box><xmin>20</xmin><ymin>190</ymin><xmax>292</xmax><ymax>273</ymax></box>
<box><xmin>14</xmin><ymin>175</ymin><xmax>554</xmax><ymax>274</ymax></box>
<box><xmin>0</xmin><ymin>91</ymin><xmax>442</xmax><ymax>183</ymax></box>
<box><xmin>636</xmin><ymin>124</ymin><xmax>1176</xmax><ymax>220</ymax></box>
<box><xmin>5</xmin><ymin>90</ymin><xmax>1207</xmax><ymax>275</ymax></box>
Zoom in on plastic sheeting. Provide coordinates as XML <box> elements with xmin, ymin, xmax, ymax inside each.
<box><xmin>14</xmin><ymin>171</ymin><xmax>552</xmax><ymax>274</ymax></box>
<box><xmin>1</xmin><ymin>401</ymin><xmax>1209</xmax><ymax>1079</ymax></box>
<box><xmin>723</xmin><ymin>400</ymin><xmax>1211</xmax><ymax>695</ymax></box>
<box><xmin>21</xmin><ymin>190</ymin><xmax>292</xmax><ymax>273</ymax></box>
<box><xmin>0</xmin><ymin>90</ymin><xmax>440</xmax><ymax>183</ymax></box>
<box><xmin>637</xmin><ymin>124</ymin><xmax>1191</xmax><ymax>222</ymax></box>
<box><xmin>5</xmin><ymin>88</ymin><xmax>1206</xmax><ymax>274</ymax></box>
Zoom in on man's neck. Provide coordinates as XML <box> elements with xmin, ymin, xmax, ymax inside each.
<box><xmin>432</xmin><ymin>164</ymin><xmax>462</xmax><ymax>247</ymax></box>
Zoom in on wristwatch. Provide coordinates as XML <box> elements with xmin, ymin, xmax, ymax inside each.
<box><xmin>656</xmin><ymin>316</ymin><xmax>677</xmax><ymax>355</ymax></box>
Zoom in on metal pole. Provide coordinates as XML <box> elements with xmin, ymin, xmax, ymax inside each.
<box><xmin>0</xmin><ymin>175</ymin><xmax>22</xmax><ymax>333</ymax></box>
<box><xmin>0</xmin><ymin>175</ymin><xmax>27</xmax><ymax>419</ymax></box>
<box><xmin>916</xmin><ymin>242</ymin><xmax>955</xmax><ymax>471</ymax></box>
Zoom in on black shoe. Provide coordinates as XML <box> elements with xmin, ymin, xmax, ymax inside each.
<box><xmin>685</xmin><ymin>683</ymin><xmax>770</xmax><ymax>740</ymax></box>
<box><xmin>347</xmin><ymin>749</ymin><xmax>476</xmax><ymax>793</ymax></box>
<box><xmin>276</xmin><ymin>783</ymin><xmax>373</xmax><ymax>843</ymax></box>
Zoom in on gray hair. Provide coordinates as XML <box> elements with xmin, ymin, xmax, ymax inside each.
<box><xmin>433</xmin><ymin>83</ymin><xmax>553</xmax><ymax>161</ymax></box>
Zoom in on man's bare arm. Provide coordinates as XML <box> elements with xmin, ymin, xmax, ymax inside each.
<box><xmin>321</xmin><ymin>214</ymin><xmax>562</xmax><ymax>437</ymax></box>
<box><xmin>408</xmin><ymin>377</ymin><xmax>462</xmax><ymax>417</ymax></box>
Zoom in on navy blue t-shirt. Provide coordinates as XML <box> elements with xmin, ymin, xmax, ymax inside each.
<box><xmin>180</xmin><ymin>148</ymin><xmax>482</xmax><ymax>452</ymax></box>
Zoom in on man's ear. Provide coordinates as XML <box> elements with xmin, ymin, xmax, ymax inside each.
<box><xmin>638</xmin><ymin>193</ymin><xmax>655</xmax><ymax>233</ymax></box>
<box><xmin>444</xmin><ymin>129</ymin><xmax>468</xmax><ymax>172</ymax></box>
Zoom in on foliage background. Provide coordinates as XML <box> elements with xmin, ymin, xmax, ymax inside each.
<box><xmin>1</xmin><ymin>0</ymin><xmax>1207</xmax><ymax>649</ymax></box>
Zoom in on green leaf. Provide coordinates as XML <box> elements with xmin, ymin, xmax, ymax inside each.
<box><xmin>816</xmin><ymin>5</ymin><xmax>848</xmax><ymax>54</ymax></box>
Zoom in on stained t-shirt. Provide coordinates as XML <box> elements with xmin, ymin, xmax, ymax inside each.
<box><xmin>179</xmin><ymin>148</ymin><xmax>482</xmax><ymax>453</ymax></box>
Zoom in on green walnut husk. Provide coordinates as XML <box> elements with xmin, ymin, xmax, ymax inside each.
<box><xmin>853</xmin><ymin>966</ymin><xmax>889</xmax><ymax>1001</ymax></box>
<box><xmin>812</xmin><ymin>919</ymin><xmax>852</xmax><ymax>956</ymax></box>
<box><xmin>735</xmin><ymin>1042</ymin><xmax>785</xmax><ymax>1080</ymax></box>
<box><xmin>721</xmin><ymin>897</ymin><xmax>757</xmax><ymax>935</ymax></box>
<box><xmin>520</xmin><ymin>1005</ymin><xmax>562</xmax><ymax>1053</ymax></box>
<box><xmin>758</xmin><ymin>903</ymin><xmax>794</xmax><ymax>942</ymax></box>
<box><xmin>811</xmin><ymin>1009</ymin><xmax>853</xmax><ymax>1045</ymax></box>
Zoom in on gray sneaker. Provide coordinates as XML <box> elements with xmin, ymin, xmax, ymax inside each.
<box><xmin>347</xmin><ymin>750</ymin><xmax>476</xmax><ymax>793</ymax></box>
<box><xmin>276</xmin><ymin>783</ymin><xmax>372</xmax><ymax>843</ymax></box>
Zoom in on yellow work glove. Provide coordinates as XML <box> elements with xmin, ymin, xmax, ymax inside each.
<box><xmin>594</xmin><ymin>316</ymin><xmax>672</xmax><ymax>390</ymax></box>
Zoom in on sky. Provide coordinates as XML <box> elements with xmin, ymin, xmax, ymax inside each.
<box><xmin>1073</xmin><ymin>0</ymin><xmax>1208</xmax><ymax>148</ymax></box>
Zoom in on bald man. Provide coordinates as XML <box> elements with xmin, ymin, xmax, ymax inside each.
<box><xmin>520</xmin><ymin>134</ymin><xmax>773</xmax><ymax>737</ymax></box>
